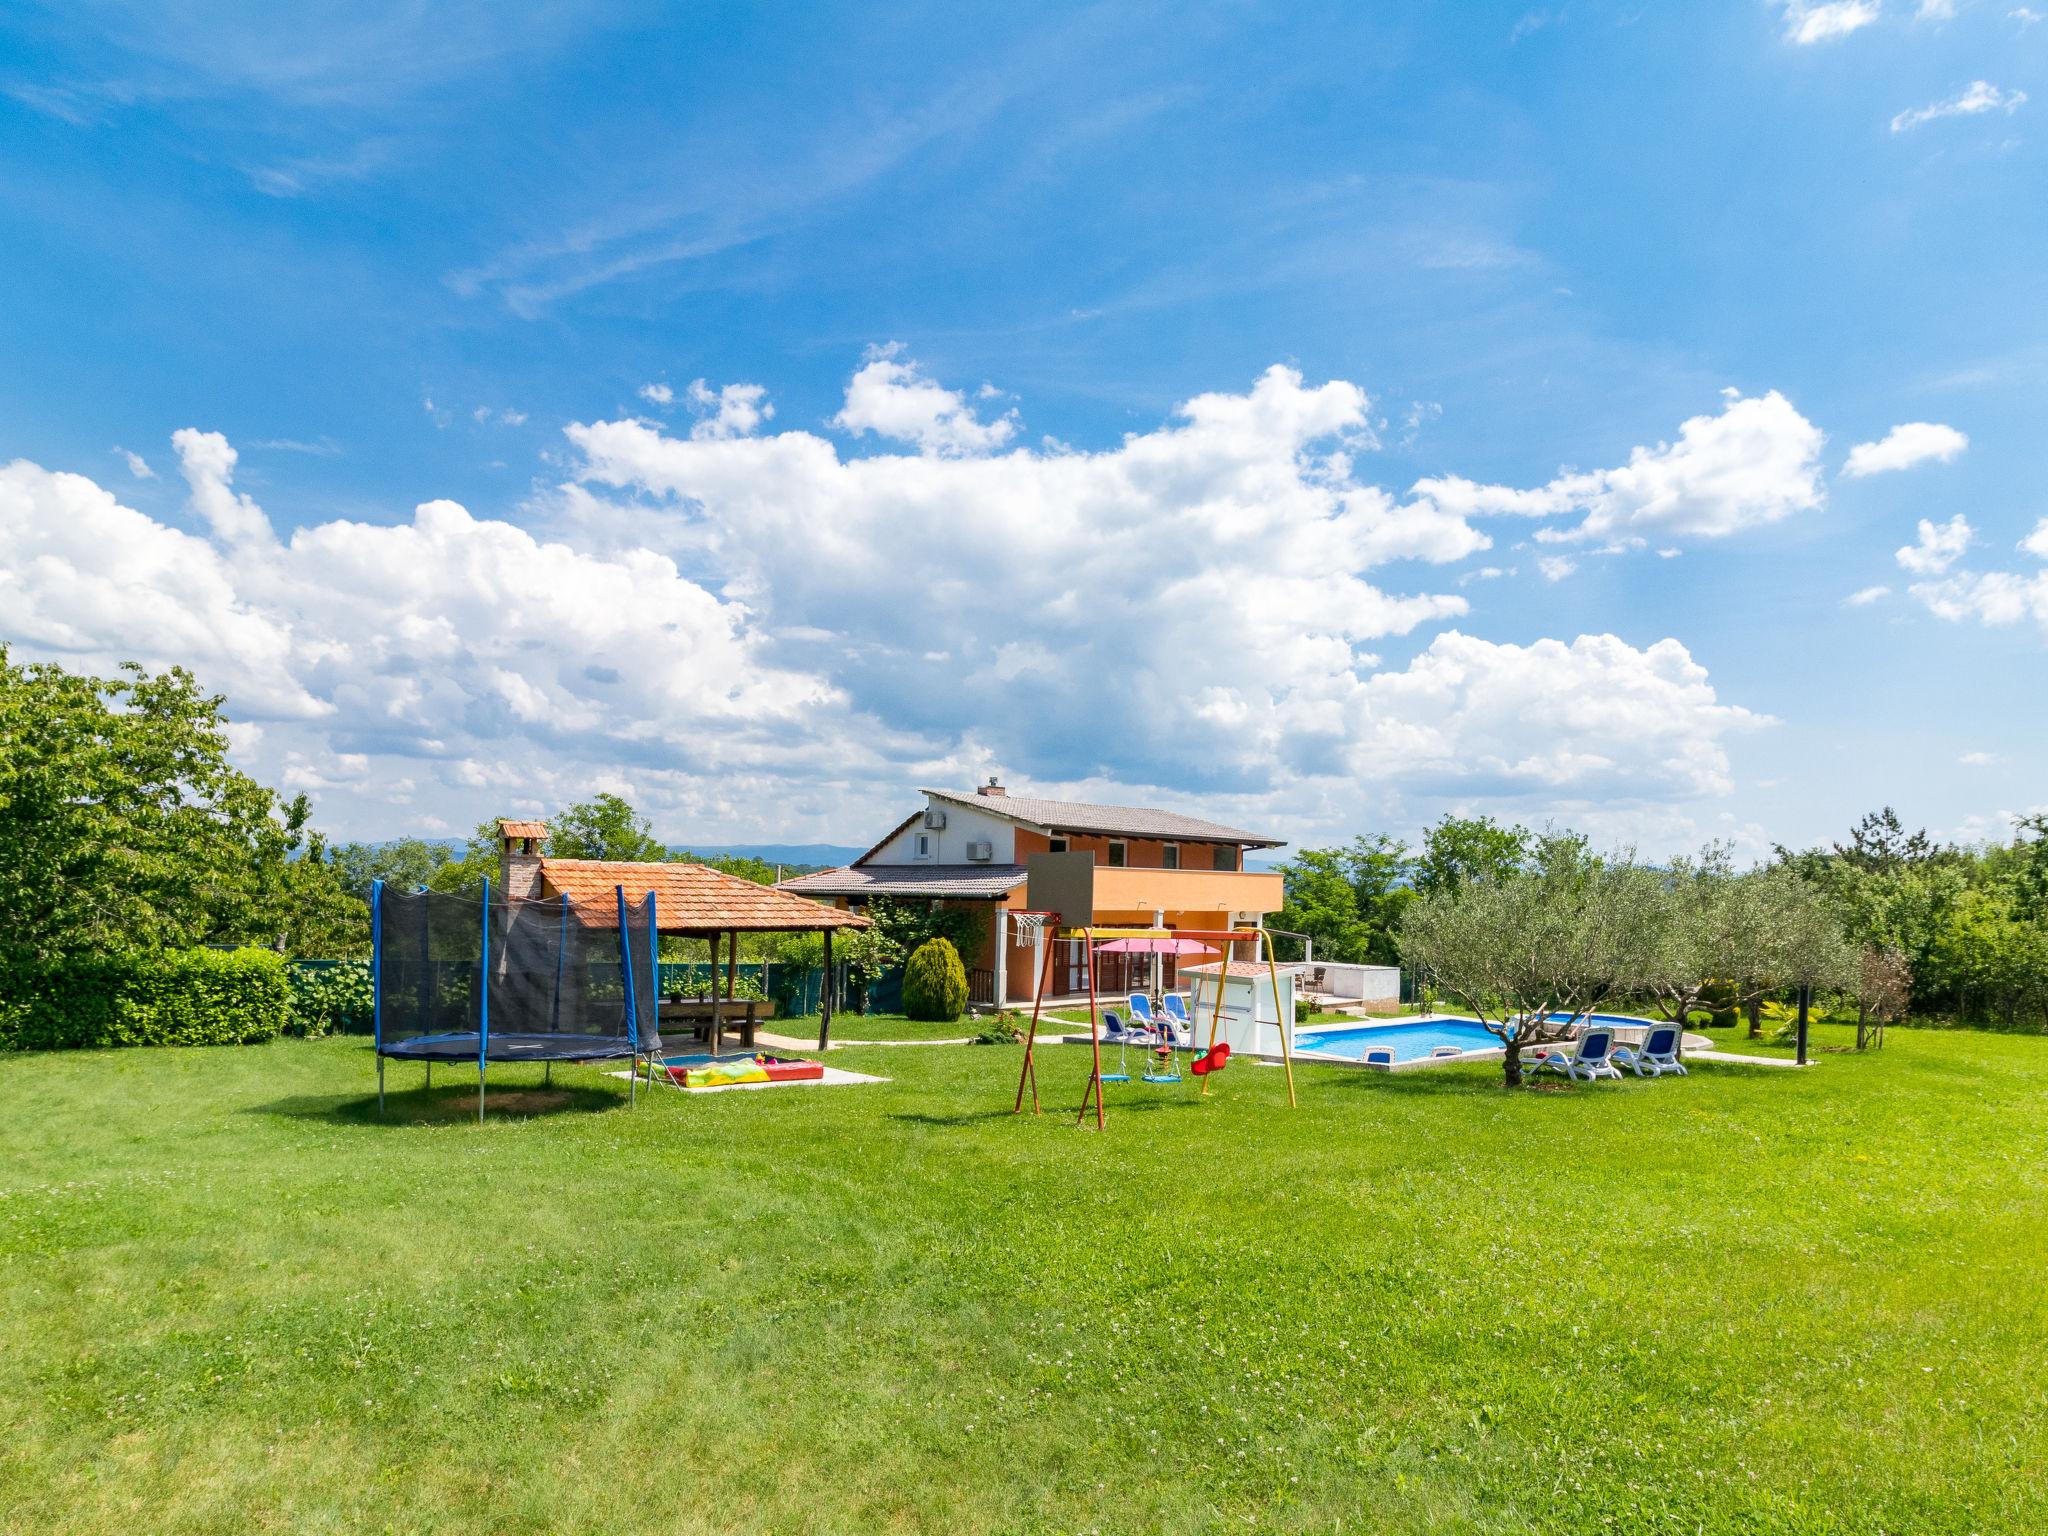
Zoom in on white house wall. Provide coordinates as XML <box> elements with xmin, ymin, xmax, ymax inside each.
<box><xmin>867</xmin><ymin>796</ymin><xmax>1020</xmax><ymax>866</ymax></box>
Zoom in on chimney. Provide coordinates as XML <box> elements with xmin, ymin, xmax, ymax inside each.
<box><xmin>497</xmin><ymin>818</ymin><xmax>548</xmax><ymax>899</ymax></box>
<box><xmin>978</xmin><ymin>777</ymin><xmax>1007</xmax><ymax>797</ymax></box>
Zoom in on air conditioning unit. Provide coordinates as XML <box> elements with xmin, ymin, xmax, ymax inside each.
<box><xmin>923</xmin><ymin>808</ymin><xmax>948</xmax><ymax>829</ymax></box>
<box><xmin>965</xmin><ymin>840</ymin><xmax>992</xmax><ymax>862</ymax></box>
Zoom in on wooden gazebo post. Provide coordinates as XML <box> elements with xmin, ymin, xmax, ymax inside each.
<box><xmin>818</xmin><ymin>929</ymin><xmax>834</xmax><ymax>1051</ymax></box>
<box><xmin>725</xmin><ymin>931</ymin><xmax>740</xmax><ymax>1050</ymax></box>
<box><xmin>707</xmin><ymin>932</ymin><xmax>723</xmax><ymax>1053</ymax></box>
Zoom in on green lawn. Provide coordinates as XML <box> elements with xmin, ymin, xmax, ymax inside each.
<box><xmin>806</xmin><ymin>1012</ymin><xmax>980</xmax><ymax>1042</ymax></box>
<box><xmin>3</xmin><ymin>1028</ymin><xmax>2045</xmax><ymax>1533</ymax></box>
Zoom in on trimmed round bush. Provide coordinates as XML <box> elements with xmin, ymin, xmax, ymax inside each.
<box><xmin>902</xmin><ymin>937</ymin><xmax>969</xmax><ymax>1023</ymax></box>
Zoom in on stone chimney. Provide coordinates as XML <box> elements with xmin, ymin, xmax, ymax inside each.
<box><xmin>497</xmin><ymin>818</ymin><xmax>549</xmax><ymax>899</ymax></box>
<box><xmin>977</xmin><ymin>777</ymin><xmax>1007</xmax><ymax>797</ymax></box>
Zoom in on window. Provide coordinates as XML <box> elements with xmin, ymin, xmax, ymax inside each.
<box><xmin>1049</xmin><ymin>836</ymin><xmax>1068</xmax><ymax>853</ymax></box>
<box><xmin>1161</xmin><ymin>844</ymin><xmax>1179</xmax><ymax>870</ymax></box>
<box><xmin>914</xmin><ymin>832</ymin><xmax>933</xmax><ymax>860</ymax></box>
<box><xmin>1107</xmin><ymin>840</ymin><xmax>1127</xmax><ymax>867</ymax></box>
<box><xmin>1212</xmin><ymin>845</ymin><xmax>1237</xmax><ymax>872</ymax></box>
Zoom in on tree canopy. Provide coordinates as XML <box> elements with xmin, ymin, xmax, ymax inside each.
<box><xmin>549</xmin><ymin>792</ymin><xmax>669</xmax><ymax>862</ymax></box>
<box><xmin>0</xmin><ymin>649</ymin><xmax>362</xmax><ymax>966</ymax></box>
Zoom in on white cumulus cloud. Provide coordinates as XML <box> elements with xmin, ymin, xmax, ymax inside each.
<box><xmin>832</xmin><ymin>345</ymin><xmax>1017</xmax><ymax>456</ymax></box>
<box><xmin>1782</xmin><ymin>1</ymin><xmax>1881</xmax><ymax>44</ymax></box>
<box><xmin>1902</xmin><ymin>516</ymin><xmax>2048</xmax><ymax>636</ymax></box>
<box><xmin>638</xmin><ymin>382</ymin><xmax>675</xmax><ymax>406</ymax></box>
<box><xmin>1896</xmin><ymin>514</ymin><xmax>1973</xmax><ymax>575</ymax></box>
<box><xmin>1842</xmin><ymin>422</ymin><xmax>1967</xmax><ymax>477</ymax></box>
<box><xmin>1844</xmin><ymin>584</ymin><xmax>1892</xmax><ymax>606</ymax></box>
<box><xmin>1892</xmin><ymin>80</ymin><xmax>2028</xmax><ymax>133</ymax></box>
<box><xmin>685</xmin><ymin>379</ymin><xmax>773</xmax><ymax>441</ymax></box>
<box><xmin>1411</xmin><ymin>388</ymin><xmax>1826</xmax><ymax>546</ymax></box>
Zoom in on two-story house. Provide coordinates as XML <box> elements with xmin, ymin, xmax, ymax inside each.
<box><xmin>777</xmin><ymin>781</ymin><xmax>1287</xmax><ymax>1003</ymax></box>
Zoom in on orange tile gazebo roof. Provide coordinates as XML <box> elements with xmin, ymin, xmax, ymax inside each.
<box><xmin>537</xmin><ymin>858</ymin><xmax>868</xmax><ymax>934</ymax></box>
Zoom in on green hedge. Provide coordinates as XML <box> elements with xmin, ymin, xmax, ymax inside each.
<box><xmin>0</xmin><ymin>948</ymin><xmax>292</xmax><ymax>1051</ymax></box>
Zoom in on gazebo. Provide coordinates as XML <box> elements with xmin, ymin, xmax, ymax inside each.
<box><xmin>496</xmin><ymin>821</ymin><xmax>870</xmax><ymax>1053</ymax></box>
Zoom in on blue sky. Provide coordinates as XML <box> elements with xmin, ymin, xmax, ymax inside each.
<box><xmin>1</xmin><ymin>0</ymin><xmax>2042</xmax><ymax>857</ymax></box>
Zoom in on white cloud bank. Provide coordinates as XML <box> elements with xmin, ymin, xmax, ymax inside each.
<box><xmin>1842</xmin><ymin>421</ymin><xmax>1967</xmax><ymax>477</ymax></box>
<box><xmin>1892</xmin><ymin>80</ymin><xmax>2028</xmax><ymax>133</ymax></box>
<box><xmin>0</xmin><ymin>359</ymin><xmax>1786</xmax><ymax>842</ymax></box>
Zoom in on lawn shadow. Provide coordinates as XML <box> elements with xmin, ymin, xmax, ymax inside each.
<box><xmin>249</xmin><ymin>1079</ymin><xmax>628</xmax><ymax>1127</ymax></box>
<box><xmin>886</xmin><ymin>1107</ymin><xmax>1030</xmax><ymax>1128</ymax></box>
<box><xmin>1302</xmin><ymin>1063</ymin><xmax>1584</xmax><ymax>1098</ymax></box>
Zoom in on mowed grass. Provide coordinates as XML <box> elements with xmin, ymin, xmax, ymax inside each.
<box><xmin>2</xmin><ymin>1026</ymin><xmax>2045</xmax><ymax>1534</ymax></box>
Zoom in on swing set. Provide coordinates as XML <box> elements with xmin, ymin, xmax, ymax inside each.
<box><xmin>1009</xmin><ymin>912</ymin><xmax>1299</xmax><ymax>1129</ymax></box>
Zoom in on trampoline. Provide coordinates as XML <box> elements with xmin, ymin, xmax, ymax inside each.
<box><xmin>370</xmin><ymin>878</ymin><xmax>658</xmax><ymax>1119</ymax></box>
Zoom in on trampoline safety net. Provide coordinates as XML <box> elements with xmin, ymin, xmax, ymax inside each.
<box><xmin>372</xmin><ymin>883</ymin><xmax>656</xmax><ymax>1062</ymax></box>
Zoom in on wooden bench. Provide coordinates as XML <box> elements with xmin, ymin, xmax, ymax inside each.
<box><xmin>657</xmin><ymin>997</ymin><xmax>778</xmax><ymax>1054</ymax></box>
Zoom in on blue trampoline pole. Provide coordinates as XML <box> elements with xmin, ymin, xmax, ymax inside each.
<box><xmin>479</xmin><ymin>876</ymin><xmax>491</xmax><ymax>1124</ymax></box>
<box><xmin>371</xmin><ymin>880</ymin><xmax>384</xmax><ymax>1115</ymax></box>
<box><xmin>616</xmin><ymin>885</ymin><xmax>639</xmax><ymax>1108</ymax></box>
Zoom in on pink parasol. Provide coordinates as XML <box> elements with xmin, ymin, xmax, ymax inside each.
<box><xmin>1094</xmin><ymin>936</ymin><xmax>1219</xmax><ymax>956</ymax></box>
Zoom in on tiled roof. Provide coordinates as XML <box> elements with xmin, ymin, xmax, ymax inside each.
<box><xmin>778</xmin><ymin>864</ymin><xmax>1028</xmax><ymax>899</ymax></box>
<box><xmin>498</xmin><ymin>818</ymin><xmax>549</xmax><ymax>840</ymax></box>
<box><xmin>920</xmin><ymin>787</ymin><xmax>1285</xmax><ymax>849</ymax></box>
<box><xmin>538</xmin><ymin>859</ymin><xmax>868</xmax><ymax>932</ymax></box>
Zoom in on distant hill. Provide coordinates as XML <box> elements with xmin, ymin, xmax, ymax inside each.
<box><xmin>668</xmin><ymin>844</ymin><xmax>864</xmax><ymax>874</ymax></box>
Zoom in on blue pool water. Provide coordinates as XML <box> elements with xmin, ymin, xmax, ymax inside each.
<box><xmin>1295</xmin><ymin>1020</ymin><xmax>1501</xmax><ymax>1060</ymax></box>
<box><xmin>1296</xmin><ymin>1013</ymin><xmax>1654</xmax><ymax>1063</ymax></box>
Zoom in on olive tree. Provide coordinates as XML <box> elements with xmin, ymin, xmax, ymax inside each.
<box><xmin>1642</xmin><ymin>846</ymin><xmax>1753</xmax><ymax>1032</ymax></box>
<box><xmin>1399</xmin><ymin>834</ymin><xmax>1668</xmax><ymax>1086</ymax></box>
<box><xmin>1726</xmin><ymin>867</ymin><xmax>1858</xmax><ymax>1035</ymax></box>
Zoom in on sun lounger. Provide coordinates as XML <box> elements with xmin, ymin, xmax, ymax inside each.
<box><xmin>1612</xmin><ymin>1024</ymin><xmax>1687</xmax><ymax>1077</ymax></box>
<box><xmin>1101</xmin><ymin>1009</ymin><xmax>1156</xmax><ymax>1043</ymax></box>
<box><xmin>1527</xmin><ymin>1027</ymin><xmax>1621</xmax><ymax>1082</ymax></box>
<box><xmin>1127</xmin><ymin>994</ymin><xmax>1161</xmax><ymax>1030</ymax></box>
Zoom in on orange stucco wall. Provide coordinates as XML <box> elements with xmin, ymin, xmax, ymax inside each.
<box><xmin>1012</xmin><ymin>827</ymin><xmax>1244</xmax><ymax>871</ymax></box>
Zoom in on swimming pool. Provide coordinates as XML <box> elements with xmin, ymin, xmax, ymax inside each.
<box><xmin>1294</xmin><ymin>1019</ymin><xmax>1502</xmax><ymax>1061</ymax></box>
<box><xmin>1294</xmin><ymin>1012</ymin><xmax>1659</xmax><ymax>1065</ymax></box>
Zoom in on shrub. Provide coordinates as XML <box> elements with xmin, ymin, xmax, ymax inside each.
<box><xmin>1295</xmin><ymin>997</ymin><xmax>1314</xmax><ymax>1024</ymax></box>
<box><xmin>0</xmin><ymin>947</ymin><xmax>291</xmax><ymax>1051</ymax></box>
<box><xmin>971</xmin><ymin>1011</ymin><xmax>1022</xmax><ymax>1045</ymax></box>
<box><xmin>288</xmin><ymin>961</ymin><xmax>372</xmax><ymax>1037</ymax></box>
<box><xmin>903</xmin><ymin>937</ymin><xmax>968</xmax><ymax>1023</ymax></box>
